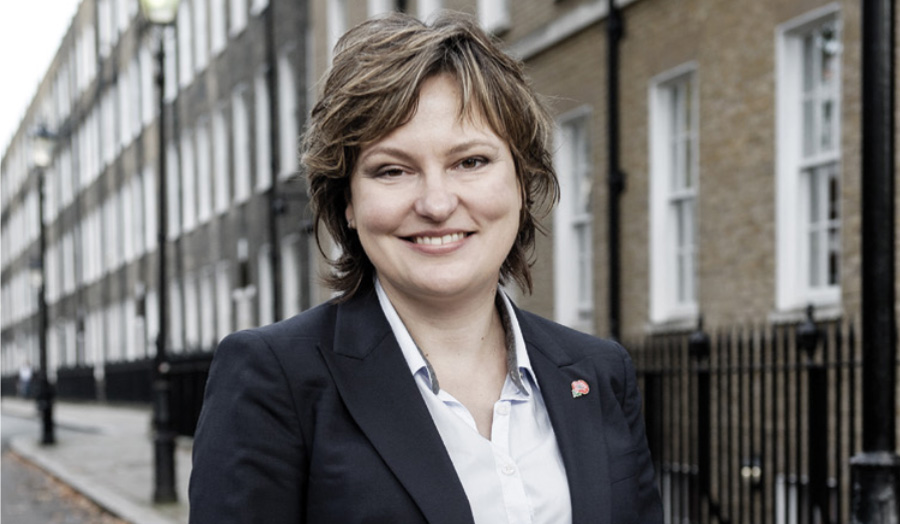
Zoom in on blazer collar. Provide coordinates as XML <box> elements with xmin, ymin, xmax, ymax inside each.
<box><xmin>518</xmin><ymin>309</ymin><xmax>612</xmax><ymax>524</ymax></box>
<box><xmin>318</xmin><ymin>290</ymin><xmax>475</xmax><ymax>524</ymax></box>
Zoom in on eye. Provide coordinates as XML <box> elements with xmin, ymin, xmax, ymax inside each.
<box><xmin>374</xmin><ymin>166</ymin><xmax>407</xmax><ymax>178</ymax></box>
<box><xmin>458</xmin><ymin>156</ymin><xmax>488</xmax><ymax>170</ymax></box>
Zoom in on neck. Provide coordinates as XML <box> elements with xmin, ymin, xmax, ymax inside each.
<box><xmin>381</xmin><ymin>282</ymin><xmax>502</xmax><ymax>362</ymax></box>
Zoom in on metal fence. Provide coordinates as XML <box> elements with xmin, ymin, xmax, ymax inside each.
<box><xmin>630</xmin><ymin>311</ymin><xmax>860</xmax><ymax>524</ymax></box>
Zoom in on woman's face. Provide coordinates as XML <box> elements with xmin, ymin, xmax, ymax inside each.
<box><xmin>346</xmin><ymin>73</ymin><xmax>522</xmax><ymax>305</ymax></box>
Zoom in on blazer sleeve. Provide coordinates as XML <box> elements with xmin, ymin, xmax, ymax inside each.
<box><xmin>189</xmin><ymin>330</ymin><xmax>308</xmax><ymax>523</ymax></box>
<box><xmin>617</xmin><ymin>345</ymin><xmax>664</xmax><ymax>523</ymax></box>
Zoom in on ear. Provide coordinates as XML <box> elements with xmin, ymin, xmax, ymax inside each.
<box><xmin>345</xmin><ymin>200</ymin><xmax>356</xmax><ymax>229</ymax></box>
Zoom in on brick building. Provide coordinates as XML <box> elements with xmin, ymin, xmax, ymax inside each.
<box><xmin>308</xmin><ymin>0</ymin><xmax>896</xmax><ymax>342</ymax></box>
<box><xmin>1</xmin><ymin>0</ymin><xmax>313</xmax><ymax>393</ymax></box>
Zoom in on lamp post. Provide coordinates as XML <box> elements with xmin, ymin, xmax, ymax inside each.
<box><xmin>139</xmin><ymin>0</ymin><xmax>180</xmax><ymax>504</ymax></box>
<box><xmin>30</xmin><ymin>124</ymin><xmax>56</xmax><ymax>446</ymax></box>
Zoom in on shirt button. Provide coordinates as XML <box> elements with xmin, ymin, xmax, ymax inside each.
<box><xmin>496</xmin><ymin>403</ymin><xmax>510</xmax><ymax>416</ymax></box>
<box><xmin>501</xmin><ymin>463</ymin><xmax>516</xmax><ymax>476</ymax></box>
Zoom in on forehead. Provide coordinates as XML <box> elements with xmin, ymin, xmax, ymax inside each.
<box><xmin>361</xmin><ymin>73</ymin><xmax>501</xmax><ymax>150</ymax></box>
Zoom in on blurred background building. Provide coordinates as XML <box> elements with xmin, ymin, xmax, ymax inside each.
<box><xmin>1</xmin><ymin>0</ymin><xmax>897</xmax><ymax>521</ymax></box>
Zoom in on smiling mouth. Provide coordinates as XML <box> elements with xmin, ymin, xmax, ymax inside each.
<box><xmin>408</xmin><ymin>232</ymin><xmax>470</xmax><ymax>245</ymax></box>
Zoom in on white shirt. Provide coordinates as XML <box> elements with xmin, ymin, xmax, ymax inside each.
<box><xmin>375</xmin><ymin>280</ymin><xmax>572</xmax><ymax>524</ymax></box>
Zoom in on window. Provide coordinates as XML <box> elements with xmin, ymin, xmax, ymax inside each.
<box><xmin>178</xmin><ymin>1</ymin><xmax>193</xmax><ymax>87</ymax></box>
<box><xmin>649</xmin><ymin>65</ymin><xmax>699</xmax><ymax>323</ymax></box>
<box><xmin>212</xmin><ymin>108</ymin><xmax>230</xmax><ymax>213</ymax></box>
<box><xmin>254</xmin><ymin>69</ymin><xmax>272</xmax><ymax>191</ymax></box>
<box><xmin>417</xmin><ymin>0</ymin><xmax>443</xmax><ymax>20</ymax></box>
<box><xmin>194</xmin><ymin>0</ymin><xmax>209</xmax><ymax>72</ymax></box>
<box><xmin>200</xmin><ymin>268</ymin><xmax>216</xmax><ymax>349</ymax></box>
<box><xmin>478</xmin><ymin>0</ymin><xmax>510</xmax><ymax>34</ymax></box>
<box><xmin>258</xmin><ymin>244</ymin><xmax>274</xmax><ymax>326</ymax></box>
<box><xmin>277</xmin><ymin>51</ymin><xmax>298</xmax><ymax>178</ymax></box>
<box><xmin>140</xmin><ymin>43</ymin><xmax>155</xmax><ymax>126</ymax></box>
<box><xmin>230</xmin><ymin>0</ymin><xmax>247</xmax><ymax>36</ymax></box>
<box><xmin>181</xmin><ymin>131</ymin><xmax>197</xmax><ymax>231</ymax></box>
<box><xmin>216</xmin><ymin>262</ymin><xmax>232</xmax><ymax>339</ymax></box>
<box><xmin>232</xmin><ymin>87</ymin><xmax>252</xmax><ymax>202</ymax></box>
<box><xmin>553</xmin><ymin>109</ymin><xmax>594</xmax><ymax>333</ymax></box>
<box><xmin>326</xmin><ymin>0</ymin><xmax>347</xmax><ymax>65</ymax></box>
<box><xmin>196</xmin><ymin>118</ymin><xmax>213</xmax><ymax>223</ymax></box>
<box><xmin>132</xmin><ymin>175</ymin><xmax>145</xmax><ymax>257</ymax></box>
<box><xmin>117</xmin><ymin>74</ymin><xmax>130</xmax><ymax>150</ymax></box>
<box><xmin>281</xmin><ymin>235</ymin><xmax>302</xmax><ymax>319</ymax></box>
<box><xmin>211</xmin><ymin>0</ymin><xmax>227</xmax><ymax>55</ymax></box>
<box><xmin>164</xmin><ymin>29</ymin><xmax>178</xmax><ymax>101</ymax></box>
<box><xmin>98</xmin><ymin>0</ymin><xmax>113</xmax><ymax>57</ymax></box>
<box><xmin>143</xmin><ymin>166</ymin><xmax>158</xmax><ymax>253</ymax></box>
<box><xmin>250</xmin><ymin>0</ymin><xmax>268</xmax><ymax>15</ymax></box>
<box><xmin>184</xmin><ymin>272</ymin><xmax>200</xmax><ymax>351</ymax></box>
<box><xmin>123</xmin><ymin>185</ymin><xmax>135</xmax><ymax>262</ymax></box>
<box><xmin>169</xmin><ymin>281</ymin><xmax>185</xmax><ymax>351</ymax></box>
<box><xmin>776</xmin><ymin>7</ymin><xmax>842</xmax><ymax>310</ymax></box>
<box><xmin>166</xmin><ymin>141</ymin><xmax>181</xmax><ymax>239</ymax></box>
<box><xmin>368</xmin><ymin>0</ymin><xmax>394</xmax><ymax>16</ymax></box>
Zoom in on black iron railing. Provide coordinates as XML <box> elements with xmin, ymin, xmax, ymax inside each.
<box><xmin>631</xmin><ymin>314</ymin><xmax>861</xmax><ymax>524</ymax></box>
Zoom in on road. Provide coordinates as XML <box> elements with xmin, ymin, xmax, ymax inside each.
<box><xmin>1</xmin><ymin>412</ymin><xmax>127</xmax><ymax>524</ymax></box>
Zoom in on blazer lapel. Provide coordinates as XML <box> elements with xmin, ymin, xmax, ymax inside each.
<box><xmin>317</xmin><ymin>290</ymin><xmax>475</xmax><ymax>524</ymax></box>
<box><xmin>522</xmin><ymin>319</ymin><xmax>611</xmax><ymax>524</ymax></box>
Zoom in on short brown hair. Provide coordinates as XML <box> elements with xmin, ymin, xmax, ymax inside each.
<box><xmin>302</xmin><ymin>11</ymin><xmax>558</xmax><ymax>299</ymax></box>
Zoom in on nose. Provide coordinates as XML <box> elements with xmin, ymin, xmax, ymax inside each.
<box><xmin>414</xmin><ymin>172</ymin><xmax>458</xmax><ymax>222</ymax></box>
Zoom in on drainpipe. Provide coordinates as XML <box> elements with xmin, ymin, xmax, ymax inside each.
<box><xmin>266</xmin><ymin>1</ymin><xmax>283</xmax><ymax>322</ymax></box>
<box><xmin>850</xmin><ymin>0</ymin><xmax>899</xmax><ymax>521</ymax></box>
<box><xmin>606</xmin><ymin>0</ymin><xmax>624</xmax><ymax>340</ymax></box>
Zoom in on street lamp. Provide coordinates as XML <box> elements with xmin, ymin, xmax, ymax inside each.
<box><xmin>31</xmin><ymin>124</ymin><xmax>56</xmax><ymax>446</ymax></box>
<box><xmin>139</xmin><ymin>0</ymin><xmax>180</xmax><ymax>504</ymax></box>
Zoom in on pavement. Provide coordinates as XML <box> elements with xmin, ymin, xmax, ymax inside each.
<box><xmin>2</xmin><ymin>397</ymin><xmax>192</xmax><ymax>524</ymax></box>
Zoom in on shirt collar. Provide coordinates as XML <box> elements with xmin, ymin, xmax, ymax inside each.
<box><xmin>374</xmin><ymin>277</ymin><xmax>536</xmax><ymax>396</ymax></box>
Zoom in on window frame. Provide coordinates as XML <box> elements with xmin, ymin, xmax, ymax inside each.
<box><xmin>775</xmin><ymin>4</ymin><xmax>842</xmax><ymax>311</ymax></box>
<box><xmin>553</xmin><ymin>106</ymin><xmax>595</xmax><ymax>334</ymax></box>
<box><xmin>648</xmin><ymin>62</ymin><xmax>700</xmax><ymax>325</ymax></box>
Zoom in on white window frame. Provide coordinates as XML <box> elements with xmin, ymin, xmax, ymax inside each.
<box><xmin>215</xmin><ymin>262</ymin><xmax>232</xmax><ymax>340</ymax></box>
<box><xmin>368</xmin><ymin>0</ymin><xmax>393</xmax><ymax>17</ymax></box>
<box><xmin>178</xmin><ymin>1</ymin><xmax>194</xmax><ymax>88</ymax></box>
<box><xmin>254</xmin><ymin>69</ymin><xmax>272</xmax><ymax>192</ymax></box>
<box><xmin>277</xmin><ymin>50</ymin><xmax>299</xmax><ymax>179</ymax></box>
<box><xmin>194</xmin><ymin>0</ymin><xmax>209</xmax><ymax>72</ymax></box>
<box><xmin>181</xmin><ymin>130</ymin><xmax>197</xmax><ymax>231</ymax></box>
<box><xmin>417</xmin><ymin>0</ymin><xmax>443</xmax><ymax>21</ymax></box>
<box><xmin>211</xmin><ymin>0</ymin><xmax>227</xmax><ymax>55</ymax></box>
<box><xmin>196</xmin><ymin>118</ymin><xmax>213</xmax><ymax>223</ymax></box>
<box><xmin>280</xmin><ymin>234</ymin><xmax>302</xmax><ymax>319</ymax></box>
<box><xmin>326</xmin><ymin>0</ymin><xmax>347</xmax><ymax>65</ymax></box>
<box><xmin>258</xmin><ymin>244</ymin><xmax>274</xmax><ymax>326</ymax></box>
<box><xmin>212</xmin><ymin>107</ymin><xmax>230</xmax><ymax>213</ymax></box>
<box><xmin>478</xmin><ymin>0</ymin><xmax>510</xmax><ymax>34</ymax></box>
<box><xmin>232</xmin><ymin>86</ymin><xmax>252</xmax><ymax>202</ymax></box>
<box><xmin>775</xmin><ymin>4</ymin><xmax>842</xmax><ymax>311</ymax></box>
<box><xmin>649</xmin><ymin>62</ymin><xmax>700</xmax><ymax>324</ymax></box>
<box><xmin>553</xmin><ymin>106</ymin><xmax>594</xmax><ymax>334</ymax></box>
<box><xmin>230</xmin><ymin>0</ymin><xmax>248</xmax><ymax>36</ymax></box>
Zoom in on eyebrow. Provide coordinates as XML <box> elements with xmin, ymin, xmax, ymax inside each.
<box><xmin>359</xmin><ymin>139</ymin><xmax>502</xmax><ymax>165</ymax></box>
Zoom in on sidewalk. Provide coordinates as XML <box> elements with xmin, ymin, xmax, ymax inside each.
<box><xmin>2</xmin><ymin>397</ymin><xmax>191</xmax><ymax>524</ymax></box>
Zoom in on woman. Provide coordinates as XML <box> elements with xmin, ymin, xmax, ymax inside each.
<box><xmin>189</xmin><ymin>11</ymin><xmax>662</xmax><ymax>524</ymax></box>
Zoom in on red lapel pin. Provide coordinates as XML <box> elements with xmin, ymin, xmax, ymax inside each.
<box><xmin>571</xmin><ymin>379</ymin><xmax>590</xmax><ymax>398</ymax></box>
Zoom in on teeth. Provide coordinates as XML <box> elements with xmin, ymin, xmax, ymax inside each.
<box><xmin>414</xmin><ymin>232</ymin><xmax>465</xmax><ymax>245</ymax></box>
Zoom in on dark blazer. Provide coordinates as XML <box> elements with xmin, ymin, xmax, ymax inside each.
<box><xmin>189</xmin><ymin>289</ymin><xmax>663</xmax><ymax>524</ymax></box>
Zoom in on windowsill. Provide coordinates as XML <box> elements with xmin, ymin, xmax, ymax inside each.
<box><xmin>644</xmin><ymin>314</ymin><xmax>700</xmax><ymax>336</ymax></box>
<box><xmin>768</xmin><ymin>302</ymin><xmax>843</xmax><ymax>325</ymax></box>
